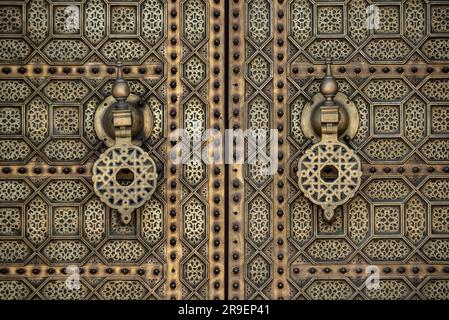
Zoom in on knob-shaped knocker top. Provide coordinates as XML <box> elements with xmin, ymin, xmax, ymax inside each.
<box><xmin>93</xmin><ymin>64</ymin><xmax>157</xmax><ymax>224</ymax></box>
<box><xmin>112</xmin><ymin>62</ymin><xmax>131</xmax><ymax>107</ymax></box>
<box><xmin>297</xmin><ymin>58</ymin><xmax>362</xmax><ymax>222</ymax></box>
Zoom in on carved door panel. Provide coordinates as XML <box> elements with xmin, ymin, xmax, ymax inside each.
<box><xmin>0</xmin><ymin>0</ymin><xmax>225</xmax><ymax>300</ymax></box>
<box><xmin>229</xmin><ymin>0</ymin><xmax>449</xmax><ymax>300</ymax></box>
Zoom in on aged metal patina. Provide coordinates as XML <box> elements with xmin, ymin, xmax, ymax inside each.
<box><xmin>0</xmin><ymin>0</ymin><xmax>448</xmax><ymax>300</ymax></box>
<box><xmin>297</xmin><ymin>58</ymin><xmax>362</xmax><ymax>222</ymax></box>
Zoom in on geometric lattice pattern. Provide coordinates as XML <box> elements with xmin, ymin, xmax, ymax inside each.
<box><xmin>297</xmin><ymin>141</ymin><xmax>362</xmax><ymax>220</ymax></box>
<box><xmin>244</xmin><ymin>0</ymin><xmax>274</xmax><ymax>300</ymax></box>
<box><xmin>179</xmin><ymin>0</ymin><xmax>209</xmax><ymax>299</ymax></box>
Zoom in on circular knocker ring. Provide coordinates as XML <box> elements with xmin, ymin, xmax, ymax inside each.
<box><xmin>92</xmin><ymin>144</ymin><xmax>158</xmax><ymax>224</ymax></box>
<box><xmin>297</xmin><ymin>141</ymin><xmax>362</xmax><ymax>222</ymax></box>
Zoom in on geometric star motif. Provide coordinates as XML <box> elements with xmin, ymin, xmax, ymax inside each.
<box><xmin>93</xmin><ymin>144</ymin><xmax>158</xmax><ymax>224</ymax></box>
<box><xmin>297</xmin><ymin>141</ymin><xmax>362</xmax><ymax>222</ymax></box>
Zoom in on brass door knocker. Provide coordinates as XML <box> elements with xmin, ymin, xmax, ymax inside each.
<box><xmin>297</xmin><ymin>58</ymin><xmax>362</xmax><ymax>222</ymax></box>
<box><xmin>93</xmin><ymin>63</ymin><xmax>157</xmax><ymax>224</ymax></box>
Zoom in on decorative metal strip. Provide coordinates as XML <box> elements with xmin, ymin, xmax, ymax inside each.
<box><xmin>227</xmin><ymin>0</ymin><xmax>246</xmax><ymax>300</ymax></box>
<box><xmin>165</xmin><ymin>0</ymin><xmax>182</xmax><ymax>300</ymax></box>
<box><xmin>272</xmin><ymin>0</ymin><xmax>288</xmax><ymax>300</ymax></box>
<box><xmin>1</xmin><ymin>163</ymin><xmax>449</xmax><ymax>178</ymax></box>
<box><xmin>0</xmin><ymin>163</ymin><xmax>95</xmax><ymax>177</ymax></box>
<box><xmin>290</xmin><ymin>263</ymin><xmax>449</xmax><ymax>278</ymax></box>
<box><xmin>207</xmin><ymin>0</ymin><xmax>226</xmax><ymax>300</ymax></box>
<box><xmin>290</xmin><ymin>63</ymin><xmax>449</xmax><ymax>79</ymax></box>
<box><xmin>0</xmin><ymin>63</ymin><xmax>162</xmax><ymax>78</ymax></box>
<box><xmin>0</xmin><ymin>264</ymin><xmax>163</xmax><ymax>280</ymax></box>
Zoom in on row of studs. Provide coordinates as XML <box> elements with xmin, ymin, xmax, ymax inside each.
<box><xmin>166</xmin><ymin>0</ymin><xmax>181</xmax><ymax>300</ymax></box>
<box><xmin>1</xmin><ymin>165</ymin><xmax>92</xmax><ymax>176</ymax></box>
<box><xmin>228</xmin><ymin>0</ymin><xmax>246</xmax><ymax>300</ymax></box>
<box><xmin>0</xmin><ymin>265</ymin><xmax>163</xmax><ymax>278</ymax></box>
<box><xmin>208</xmin><ymin>0</ymin><xmax>225</xmax><ymax>300</ymax></box>
<box><xmin>164</xmin><ymin>0</ymin><xmax>226</xmax><ymax>300</ymax></box>
<box><xmin>273</xmin><ymin>0</ymin><xmax>288</xmax><ymax>300</ymax></box>
<box><xmin>2</xmin><ymin>163</ymin><xmax>449</xmax><ymax>178</ymax></box>
<box><xmin>364</xmin><ymin>165</ymin><xmax>449</xmax><ymax>175</ymax></box>
<box><xmin>3</xmin><ymin>63</ymin><xmax>448</xmax><ymax>78</ymax></box>
<box><xmin>290</xmin><ymin>164</ymin><xmax>449</xmax><ymax>177</ymax></box>
<box><xmin>0</xmin><ymin>65</ymin><xmax>162</xmax><ymax>77</ymax></box>
<box><xmin>290</xmin><ymin>64</ymin><xmax>449</xmax><ymax>76</ymax></box>
<box><xmin>2</xmin><ymin>263</ymin><xmax>448</xmax><ymax>278</ymax></box>
<box><xmin>290</xmin><ymin>264</ymin><xmax>449</xmax><ymax>276</ymax></box>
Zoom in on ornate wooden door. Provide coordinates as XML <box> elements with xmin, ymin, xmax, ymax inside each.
<box><xmin>0</xmin><ymin>0</ymin><xmax>225</xmax><ymax>300</ymax></box>
<box><xmin>228</xmin><ymin>0</ymin><xmax>449</xmax><ymax>300</ymax></box>
<box><xmin>0</xmin><ymin>0</ymin><xmax>448</xmax><ymax>301</ymax></box>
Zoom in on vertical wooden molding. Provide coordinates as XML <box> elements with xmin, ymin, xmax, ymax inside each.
<box><xmin>208</xmin><ymin>0</ymin><xmax>226</xmax><ymax>300</ymax></box>
<box><xmin>228</xmin><ymin>0</ymin><xmax>246</xmax><ymax>300</ymax></box>
<box><xmin>166</xmin><ymin>0</ymin><xmax>182</xmax><ymax>300</ymax></box>
<box><xmin>273</xmin><ymin>0</ymin><xmax>288</xmax><ymax>299</ymax></box>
